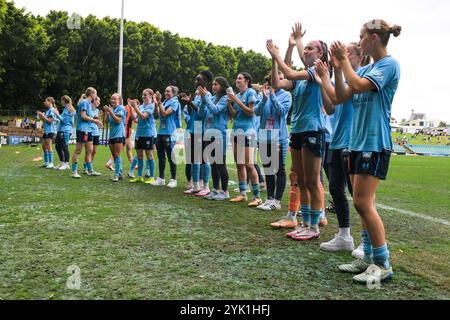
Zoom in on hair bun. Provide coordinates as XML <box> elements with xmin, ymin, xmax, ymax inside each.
<box><xmin>390</xmin><ymin>25</ymin><xmax>402</xmax><ymax>37</ymax></box>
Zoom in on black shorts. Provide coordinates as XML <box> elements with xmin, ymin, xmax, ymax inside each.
<box><xmin>349</xmin><ymin>149</ymin><xmax>391</xmax><ymax>180</ymax></box>
<box><xmin>232</xmin><ymin>135</ymin><xmax>256</xmax><ymax>148</ymax></box>
<box><xmin>289</xmin><ymin>131</ymin><xmax>325</xmax><ymax>158</ymax></box>
<box><xmin>109</xmin><ymin>137</ymin><xmax>125</xmax><ymax>145</ymax></box>
<box><xmin>93</xmin><ymin>135</ymin><xmax>100</xmax><ymax>146</ymax></box>
<box><xmin>76</xmin><ymin>130</ymin><xmax>93</xmax><ymax>143</ymax></box>
<box><xmin>43</xmin><ymin>133</ymin><xmax>54</xmax><ymax>140</ymax></box>
<box><xmin>135</xmin><ymin>137</ymin><xmax>154</xmax><ymax>150</ymax></box>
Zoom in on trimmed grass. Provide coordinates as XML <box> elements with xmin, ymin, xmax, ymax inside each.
<box><xmin>0</xmin><ymin>145</ymin><xmax>449</xmax><ymax>300</ymax></box>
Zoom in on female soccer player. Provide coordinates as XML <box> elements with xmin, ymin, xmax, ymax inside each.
<box><xmin>254</xmin><ymin>71</ymin><xmax>292</xmax><ymax>211</ymax></box>
<box><xmin>199</xmin><ymin>76</ymin><xmax>231</xmax><ymax>201</ymax></box>
<box><xmin>37</xmin><ymin>97</ymin><xmax>57</xmax><ymax>169</ymax></box>
<box><xmin>129</xmin><ymin>89</ymin><xmax>157</xmax><ymax>184</ymax></box>
<box><xmin>54</xmin><ymin>95</ymin><xmax>76</xmax><ymax>171</ymax></box>
<box><xmin>183</xmin><ymin>70</ymin><xmax>214</xmax><ymax>196</ymax></box>
<box><xmin>104</xmin><ymin>93</ymin><xmax>126</xmax><ymax>182</ymax></box>
<box><xmin>151</xmin><ymin>86</ymin><xmax>180</xmax><ymax>188</ymax></box>
<box><xmin>313</xmin><ymin>42</ymin><xmax>368</xmax><ymax>254</ymax></box>
<box><xmin>329</xmin><ymin>20</ymin><xmax>401</xmax><ymax>283</ymax></box>
<box><xmin>84</xmin><ymin>96</ymin><xmax>102</xmax><ymax>176</ymax></box>
<box><xmin>266</xmin><ymin>30</ymin><xmax>332</xmax><ymax>240</ymax></box>
<box><xmin>71</xmin><ymin>88</ymin><xmax>102</xmax><ymax>178</ymax></box>
<box><xmin>228</xmin><ymin>72</ymin><xmax>262</xmax><ymax>207</ymax></box>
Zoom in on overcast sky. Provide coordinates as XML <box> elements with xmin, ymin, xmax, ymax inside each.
<box><xmin>9</xmin><ymin>0</ymin><xmax>450</xmax><ymax>122</ymax></box>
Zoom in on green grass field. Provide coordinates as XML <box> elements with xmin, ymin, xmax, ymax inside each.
<box><xmin>0</xmin><ymin>145</ymin><xmax>449</xmax><ymax>300</ymax></box>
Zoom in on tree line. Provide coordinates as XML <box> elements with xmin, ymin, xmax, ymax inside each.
<box><xmin>0</xmin><ymin>0</ymin><xmax>272</xmax><ymax>112</ymax></box>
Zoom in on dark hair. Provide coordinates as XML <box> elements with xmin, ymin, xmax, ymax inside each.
<box><xmin>213</xmin><ymin>76</ymin><xmax>230</xmax><ymax>101</ymax></box>
<box><xmin>316</xmin><ymin>40</ymin><xmax>333</xmax><ymax>78</ymax></box>
<box><xmin>200</xmin><ymin>70</ymin><xmax>214</xmax><ymax>83</ymax></box>
<box><xmin>364</xmin><ymin>19</ymin><xmax>402</xmax><ymax>47</ymax></box>
<box><xmin>239</xmin><ymin>72</ymin><xmax>252</xmax><ymax>89</ymax></box>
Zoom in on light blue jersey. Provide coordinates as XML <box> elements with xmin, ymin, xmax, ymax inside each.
<box><xmin>136</xmin><ymin>104</ymin><xmax>155</xmax><ymax>138</ymax></box>
<box><xmin>291</xmin><ymin>67</ymin><xmax>325</xmax><ymax>134</ymax></box>
<box><xmin>43</xmin><ymin>108</ymin><xmax>57</xmax><ymax>134</ymax></box>
<box><xmin>201</xmin><ymin>94</ymin><xmax>230</xmax><ymax>134</ymax></box>
<box><xmin>324</xmin><ymin>112</ymin><xmax>335</xmax><ymax>143</ymax></box>
<box><xmin>109</xmin><ymin>105</ymin><xmax>126</xmax><ymax>139</ymax></box>
<box><xmin>91</xmin><ymin>108</ymin><xmax>100</xmax><ymax>137</ymax></box>
<box><xmin>189</xmin><ymin>93</ymin><xmax>212</xmax><ymax>134</ymax></box>
<box><xmin>76</xmin><ymin>99</ymin><xmax>93</xmax><ymax>133</ymax></box>
<box><xmin>232</xmin><ymin>88</ymin><xmax>257</xmax><ymax>134</ymax></box>
<box><xmin>56</xmin><ymin>106</ymin><xmax>76</xmax><ymax>134</ymax></box>
<box><xmin>158</xmin><ymin>97</ymin><xmax>180</xmax><ymax>136</ymax></box>
<box><xmin>330</xmin><ymin>99</ymin><xmax>353</xmax><ymax>150</ymax></box>
<box><xmin>254</xmin><ymin>89</ymin><xmax>292</xmax><ymax>144</ymax></box>
<box><xmin>350</xmin><ymin>56</ymin><xmax>400</xmax><ymax>152</ymax></box>
<box><xmin>183</xmin><ymin>105</ymin><xmax>191</xmax><ymax>133</ymax></box>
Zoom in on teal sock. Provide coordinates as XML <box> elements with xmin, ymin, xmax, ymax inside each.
<box><xmin>251</xmin><ymin>183</ymin><xmax>260</xmax><ymax>198</ymax></box>
<box><xmin>310</xmin><ymin>209</ymin><xmax>321</xmax><ymax>229</ymax></box>
<box><xmin>114</xmin><ymin>157</ymin><xmax>122</xmax><ymax>176</ymax></box>
<box><xmin>239</xmin><ymin>181</ymin><xmax>247</xmax><ymax>196</ymax></box>
<box><xmin>362</xmin><ymin>230</ymin><xmax>373</xmax><ymax>263</ymax></box>
<box><xmin>44</xmin><ymin>151</ymin><xmax>49</xmax><ymax>164</ymax></box>
<box><xmin>301</xmin><ymin>205</ymin><xmax>311</xmax><ymax>227</ymax></box>
<box><xmin>202</xmin><ymin>163</ymin><xmax>211</xmax><ymax>186</ymax></box>
<box><xmin>130</xmin><ymin>157</ymin><xmax>138</xmax><ymax>173</ymax></box>
<box><xmin>87</xmin><ymin>162</ymin><xmax>93</xmax><ymax>172</ymax></box>
<box><xmin>373</xmin><ymin>244</ymin><xmax>390</xmax><ymax>269</ymax></box>
<box><xmin>192</xmin><ymin>164</ymin><xmax>201</xmax><ymax>183</ymax></box>
<box><xmin>72</xmin><ymin>162</ymin><xmax>78</xmax><ymax>173</ymax></box>
<box><xmin>138</xmin><ymin>159</ymin><xmax>144</xmax><ymax>177</ymax></box>
<box><xmin>49</xmin><ymin>152</ymin><xmax>53</xmax><ymax>164</ymax></box>
<box><xmin>148</xmin><ymin>159</ymin><xmax>155</xmax><ymax>178</ymax></box>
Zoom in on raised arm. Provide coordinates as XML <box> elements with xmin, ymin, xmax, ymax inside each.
<box><xmin>267</xmin><ymin>40</ymin><xmax>310</xmax><ymax>81</ymax></box>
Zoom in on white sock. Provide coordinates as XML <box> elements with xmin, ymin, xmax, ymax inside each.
<box><xmin>338</xmin><ymin>228</ymin><xmax>351</xmax><ymax>239</ymax></box>
<box><xmin>287</xmin><ymin>211</ymin><xmax>297</xmax><ymax>220</ymax></box>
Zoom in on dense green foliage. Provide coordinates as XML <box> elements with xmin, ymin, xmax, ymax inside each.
<box><xmin>0</xmin><ymin>1</ymin><xmax>271</xmax><ymax>111</ymax></box>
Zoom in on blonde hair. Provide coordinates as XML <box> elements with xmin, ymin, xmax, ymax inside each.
<box><xmin>45</xmin><ymin>97</ymin><xmax>56</xmax><ymax>109</ymax></box>
<box><xmin>85</xmin><ymin>87</ymin><xmax>97</xmax><ymax>98</ymax></box>
<box><xmin>61</xmin><ymin>95</ymin><xmax>74</xmax><ymax>113</ymax></box>
<box><xmin>348</xmin><ymin>42</ymin><xmax>372</xmax><ymax>67</ymax></box>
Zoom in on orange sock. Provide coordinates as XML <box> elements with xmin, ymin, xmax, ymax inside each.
<box><xmin>288</xmin><ymin>186</ymin><xmax>300</xmax><ymax>213</ymax></box>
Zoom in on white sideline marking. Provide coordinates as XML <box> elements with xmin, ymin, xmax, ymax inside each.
<box><xmin>228</xmin><ymin>167</ymin><xmax>450</xmax><ymax>227</ymax></box>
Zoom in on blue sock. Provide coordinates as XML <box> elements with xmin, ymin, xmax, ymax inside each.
<box><xmin>301</xmin><ymin>205</ymin><xmax>311</xmax><ymax>227</ymax></box>
<box><xmin>72</xmin><ymin>162</ymin><xmax>78</xmax><ymax>173</ymax></box>
<box><xmin>138</xmin><ymin>159</ymin><xmax>144</xmax><ymax>177</ymax></box>
<box><xmin>115</xmin><ymin>156</ymin><xmax>122</xmax><ymax>176</ymax></box>
<box><xmin>83</xmin><ymin>163</ymin><xmax>87</xmax><ymax>171</ymax></box>
<box><xmin>362</xmin><ymin>230</ymin><xmax>373</xmax><ymax>263</ymax></box>
<box><xmin>239</xmin><ymin>181</ymin><xmax>248</xmax><ymax>196</ymax></box>
<box><xmin>49</xmin><ymin>152</ymin><xmax>53</xmax><ymax>164</ymax></box>
<box><xmin>148</xmin><ymin>159</ymin><xmax>155</xmax><ymax>178</ymax></box>
<box><xmin>310</xmin><ymin>209</ymin><xmax>322</xmax><ymax>228</ymax></box>
<box><xmin>44</xmin><ymin>151</ymin><xmax>49</xmax><ymax>164</ymax></box>
<box><xmin>202</xmin><ymin>163</ymin><xmax>211</xmax><ymax>186</ymax></box>
<box><xmin>251</xmin><ymin>183</ymin><xmax>260</xmax><ymax>198</ymax></box>
<box><xmin>373</xmin><ymin>244</ymin><xmax>390</xmax><ymax>269</ymax></box>
<box><xmin>130</xmin><ymin>157</ymin><xmax>138</xmax><ymax>173</ymax></box>
<box><xmin>192</xmin><ymin>164</ymin><xmax>201</xmax><ymax>183</ymax></box>
<box><xmin>87</xmin><ymin>162</ymin><xmax>93</xmax><ymax>173</ymax></box>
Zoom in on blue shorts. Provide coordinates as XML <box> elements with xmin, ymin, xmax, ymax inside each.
<box><xmin>289</xmin><ymin>131</ymin><xmax>325</xmax><ymax>158</ymax></box>
<box><xmin>349</xmin><ymin>149</ymin><xmax>391</xmax><ymax>180</ymax></box>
